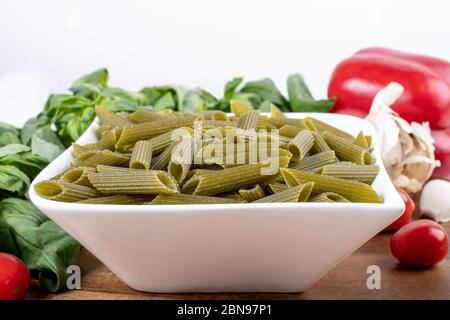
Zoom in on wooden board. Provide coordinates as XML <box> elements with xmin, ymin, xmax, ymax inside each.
<box><xmin>26</xmin><ymin>223</ymin><xmax>450</xmax><ymax>300</ymax></box>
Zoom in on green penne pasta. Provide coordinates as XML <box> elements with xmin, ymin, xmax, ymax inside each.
<box><xmin>199</xmin><ymin>111</ymin><xmax>229</xmax><ymax>121</ymax></box>
<box><xmin>192</xmin><ymin>156</ymin><xmax>290</xmax><ymax>196</ymax></box>
<box><xmin>72</xmin><ymin>129</ymin><xmax>117</xmax><ymax>157</ymax></box>
<box><xmin>87</xmin><ymin>170</ymin><xmax>179</xmax><ymax>194</ymax></box>
<box><xmin>238</xmin><ymin>110</ymin><xmax>260</xmax><ymax>130</ymax></box>
<box><xmin>219</xmin><ymin>192</ymin><xmax>247</xmax><ymax>202</ymax></box>
<box><xmin>116</xmin><ymin>115</ymin><xmax>201</xmax><ymax>150</ymax></box>
<box><xmin>76</xmin><ymin>195</ymin><xmax>151</xmax><ymax>204</ymax></box>
<box><xmin>271</xmin><ymin>104</ymin><xmax>286</xmax><ymax>119</ymax></box>
<box><xmin>354</xmin><ymin>131</ymin><xmax>369</xmax><ymax>149</ymax></box>
<box><xmin>60</xmin><ymin>167</ymin><xmax>96</xmax><ymax>186</ymax></box>
<box><xmin>268</xmin><ymin>117</ymin><xmax>307</xmax><ymax>129</ymax></box>
<box><xmin>365</xmin><ymin>135</ymin><xmax>372</xmax><ymax>148</ymax></box>
<box><xmin>96</xmin><ymin>164</ymin><xmax>144</xmax><ymax>174</ymax></box>
<box><xmin>287</xmin><ymin>130</ymin><xmax>314</xmax><ymax>162</ymax></box>
<box><xmin>150</xmin><ymin>193</ymin><xmax>241</xmax><ymax>204</ymax></box>
<box><xmin>130</xmin><ymin>108</ymin><xmax>166</xmax><ymax>123</ymax></box>
<box><xmin>280</xmin><ymin>168</ymin><xmax>382</xmax><ymax>203</ymax></box>
<box><xmin>72</xmin><ymin>150</ymin><xmax>130</xmax><ymax>167</ymax></box>
<box><xmin>203</xmin><ymin>120</ymin><xmax>238</xmax><ymax>128</ymax></box>
<box><xmin>150</xmin><ymin>141</ymin><xmax>177</xmax><ymax>171</ymax></box>
<box><xmin>309</xmin><ymin>192</ymin><xmax>350</xmax><ymax>203</ymax></box>
<box><xmin>130</xmin><ymin>140</ymin><xmax>153</xmax><ymax>170</ymax></box>
<box><xmin>34</xmin><ymin>180</ymin><xmax>101</xmax><ymax>202</ymax></box>
<box><xmin>230</xmin><ymin>99</ymin><xmax>252</xmax><ymax>116</ymax></box>
<box><xmin>238</xmin><ymin>184</ymin><xmax>265</xmax><ymax>202</ymax></box>
<box><xmin>96</xmin><ymin>106</ymin><xmax>134</xmax><ymax>128</ymax></box>
<box><xmin>145</xmin><ymin>128</ymin><xmax>193</xmax><ymax>155</ymax></box>
<box><xmin>266</xmin><ymin>182</ymin><xmax>289</xmax><ymax>194</ymax></box>
<box><xmin>279</xmin><ymin>125</ymin><xmax>301</xmax><ymax>138</ymax></box>
<box><xmin>289</xmin><ymin>150</ymin><xmax>336</xmax><ymax>171</ymax></box>
<box><xmin>319</xmin><ymin>163</ymin><xmax>380</xmax><ymax>184</ymax></box>
<box><xmin>311</xmin><ymin>131</ymin><xmax>332</xmax><ymax>153</ymax></box>
<box><xmin>322</xmin><ymin>131</ymin><xmax>372</xmax><ymax>165</ymax></box>
<box><xmin>305</xmin><ymin>117</ymin><xmax>355</xmax><ymax>141</ymax></box>
<box><xmin>253</xmin><ymin>182</ymin><xmax>314</xmax><ymax>203</ymax></box>
<box><xmin>168</xmin><ymin>135</ymin><xmax>193</xmax><ymax>183</ymax></box>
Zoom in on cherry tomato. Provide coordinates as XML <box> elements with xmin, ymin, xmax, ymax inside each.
<box><xmin>391</xmin><ymin>220</ymin><xmax>449</xmax><ymax>267</ymax></box>
<box><xmin>0</xmin><ymin>253</ymin><xmax>30</xmax><ymax>300</ymax></box>
<box><xmin>384</xmin><ymin>188</ymin><xmax>415</xmax><ymax>231</ymax></box>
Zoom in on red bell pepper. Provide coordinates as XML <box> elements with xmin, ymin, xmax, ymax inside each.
<box><xmin>328</xmin><ymin>47</ymin><xmax>450</xmax><ymax>180</ymax></box>
<box><xmin>328</xmin><ymin>47</ymin><xmax>450</xmax><ymax>130</ymax></box>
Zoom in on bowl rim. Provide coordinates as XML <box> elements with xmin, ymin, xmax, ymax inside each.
<box><xmin>29</xmin><ymin>112</ymin><xmax>405</xmax><ymax>214</ymax></box>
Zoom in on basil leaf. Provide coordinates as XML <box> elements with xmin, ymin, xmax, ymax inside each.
<box><xmin>154</xmin><ymin>92</ymin><xmax>176</xmax><ymax>111</ymax></box>
<box><xmin>240</xmin><ymin>78</ymin><xmax>290</xmax><ymax>111</ymax></box>
<box><xmin>0</xmin><ymin>198</ymin><xmax>81</xmax><ymax>292</ymax></box>
<box><xmin>97</xmin><ymin>96</ymin><xmax>138</xmax><ymax>113</ymax></box>
<box><xmin>258</xmin><ymin>100</ymin><xmax>272</xmax><ymax>112</ymax></box>
<box><xmin>0</xmin><ymin>218</ymin><xmax>19</xmax><ymax>255</ymax></box>
<box><xmin>0</xmin><ymin>121</ymin><xmax>21</xmax><ymax>147</ymax></box>
<box><xmin>0</xmin><ymin>144</ymin><xmax>30</xmax><ymax>157</ymax></box>
<box><xmin>31</xmin><ymin>126</ymin><xmax>65</xmax><ymax>162</ymax></box>
<box><xmin>20</xmin><ymin>116</ymin><xmax>49</xmax><ymax>146</ymax></box>
<box><xmin>224</xmin><ymin>77</ymin><xmax>243</xmax><ymax>100</ymax></box>
<box><xmin>69</xmin><ymin>68</ymin><xmax>108</xmax><ymax>98</ymax></box>
<box><xmin>0</xmin><ymin>152</ymin><xmax>47</xmax><ymax>179</ymax></box>
<box><xmin>287</xmin><ymin>74</ymin><xmax>335</xmax><ymax>112</ymax></box>
<box><xmin>232</xmin><ymin>92</ymin><xmax>260</xmax><ymax>108</ymax></box>
<box><xmin>0</xmin><ymin>165</ymin><xmax>30</xmax><ymax>194</ymax></box>
<box><xmin>139</xmin><ymin>87</ymin><xmax>163</xmax><ymax>106</ymax></box>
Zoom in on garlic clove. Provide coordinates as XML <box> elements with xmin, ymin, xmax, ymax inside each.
<box><xmin>420</xmin><ymin>179</ymin><xmax>450</xmax><ymax>223</ymax></box>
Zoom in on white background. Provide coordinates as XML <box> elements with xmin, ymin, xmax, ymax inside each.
<box><xmin>1</xmin><ymin>0</ymin><xmax>449</xmax><ymax>126</ymax></box>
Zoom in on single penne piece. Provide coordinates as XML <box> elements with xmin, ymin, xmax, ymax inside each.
<box><xmin>219</xmin><ymin>192</ymin><xmax>247</xmax><ymax>202</ymax></box>
<box><xmin>96</xmin><ymin>164</ymin><xmax>145</xmax><ymax>174</ymax></box>
<box><xmin>129</xmin><ymin>108</ymin><xmax>166</xmax><ymax>123</ymax></box>
<box><xmin>238</xmin><ymin>110</ymin><xmax>260</xmax><ymax>130</ymax></box>
<box><xmin>266</xmin><ymin>182</ymin><xmax>289</xmax><ymax>194</ymax></box>
<box><xmin>150</xmin><ymin>193</ymin><xmax>241</xmax><ymax>204</ymax></box>
<box><xmin>72</xmin><ymin>129</ymin><xmax>117</xmax><ymax>158</ymax></box>
<box><xmin>96</xmin><ymin>124</ymin><xmax>113</xmax><ymax>138</ymax></box>
<box><xmin>192</xmin><ymin>156</ymin><xmax>290</xmax><ymax>196</ymax></box>
<box><xmin>271</xmin><ymin>104</ymin><xmax>286</xmax><ymax>119</ymax></box>
<box><xmin>115</xmin><ymin>114</ymin><xmax>201</xmax><ymax>150</ymax></box>
<box><xmin>365</xmin><ymin>135</ymin><xmax>372</xmax><ymax>148</ymax></box>
<box><xmin>146</xmin><ymin>127</ymin><xmax>193</xmax><ymax>156</ymax></box>
<box><xmin>150</xmin><ymin>141</ymin><xmax>177</xmax><ymax>171</ymax></box>
<box><xmin>158</xmin><ymin>109</ymin><xmax>185</xmax><ymax>118</ymax></box>
<box><xmin>87</xmin><ymin>170</ymin><xmax>179</xmax><ymax>195</ymax></box>
<box><xmin>96</xmin><ymin>105</ymin><xmax>134</xmax><ymax>128</ymax></box>
<box><xmin>253</xmin><ymin>182</ymin><xmax>314</xmax><ymax>203</ymax></box>
<box><xmin>199</xmin><ymin>111</ymin><xmax>229</xmax><ymax>121</ymax></box>
<box><xmin>231</xmin><ymin>99</ymin><xmax>252</xmax><ymax>116</ymax></box>
<box><xmin>289</xmin><ymin>150</ymin><xmax>336</xmax><ymax>172</ymax></box>
<box><xmin>72</xmin><ymin>150</ymin><xmax>130</xmax><ymax>167</ymax></box>
<box><xmin>304</xmin><ymin>117</ymin><xmax>355</xmax><ymax>141</ymax></box>
<box><xmin>309</xmin><ymin>192</ymin><xmax>350</xmax><ymax>203</ymax></box>
<box><xmin>354</xmin><ymin>131</ymin><xmax>369</xmax><ymax>149</ymax></box>
<box><xmin>76</xmin><ymin>195</ymin><xmax>151</xmax><ymax>204</ymax></box>
<box><xmin>59</xmin><ymin>167</ymin><xmax>96</xmax><ymax>186</ymax></box>
<box><xmin>130</xmin><ymin>140</ymin><xmax>153</xmax><ymax>170</ymax></box>
<box><xmin>280</xmin><ymin>168</ymin><xmax>383</xmax><ymax>203</ymax></box>
<box><xmin>168</xmin><ymin>135</ymin><xmax>194</xmax><ymax>183</ymax></box>
<box><xmin>203</xmin><ymin>120</ymin><xmax>238</xmax><ymax>128</ymax></box>
<box><xmin>34</xmin><ymin>180</ymin><xmax>101</xmax><ymax>202</ymax></box>
<box><xmin>287</xmin><ymin>130</ymin><xmax>314</xmax><ymax>162</ymax></box>
<box><xmin>319</xmin><ymin>163</ymin><xmax>380</xmax><ymax>184</ymax></box>
<box><xmin>322</xmin><ymin>131</ymin><xmax>373</xmax><ymax>165</ymax></box>
<box><xmin>311</xmin><ymin>131</ymin><xmax>332</xmax><ymax>153</ymax></box>
<box><xmin>268</xmin><ymin>117</ymin><xmax>308</xmax><ymax>129</ymax></box>
<box><xmin>239</xmin><ymin>184</ymin><xmax>265</xmax><ymax>202</ymax></box>
<box><xmin>279</xmin><ymin>125</ymin><xmax>301</xmax><ymax>138</ymax></box>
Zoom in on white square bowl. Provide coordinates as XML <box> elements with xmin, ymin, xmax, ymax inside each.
<box><xmin>29</xmin><ymin>113</ymin><xmax>404</xmax><ymax>293</ymax></box>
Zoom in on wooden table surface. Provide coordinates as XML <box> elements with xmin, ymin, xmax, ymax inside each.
<box><xmin>26</xmin><ymin>223</ymin><xmax>450</xmax><ymax>300</ymax></box>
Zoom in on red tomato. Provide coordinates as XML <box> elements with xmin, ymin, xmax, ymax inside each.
<box><xmin>391</xmin><ymin>220</ymin><xmax>449</xmax><ymax>267</ymax></box>
<box><xmin>0</xmin><ymin>253</ymin><xmax>30</xmax><ymax>300</ymax></box>
<box><xmin>384</xmin><ymin>188</ymin><xmax>415</xmax><ymax>231</ymax></box>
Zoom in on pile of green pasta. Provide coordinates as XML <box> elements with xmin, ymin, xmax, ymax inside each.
<box><xmin>35</xmin><ymin>103</ymin><xmax>383</xmax><ymax>204</ymax></box>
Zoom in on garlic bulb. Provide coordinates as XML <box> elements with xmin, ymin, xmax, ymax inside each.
<box><xmin>365</xmin><ymin>82</ymin><xmax>440</xmax><ymax>193</ymax></box>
